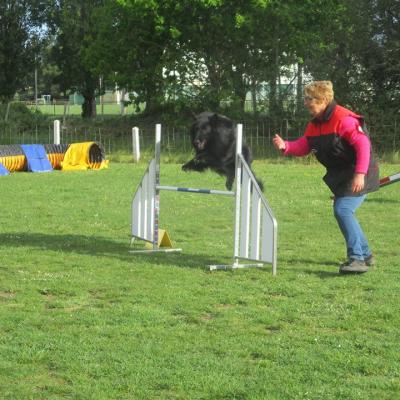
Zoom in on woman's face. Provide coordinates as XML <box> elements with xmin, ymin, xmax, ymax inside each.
<box><xmin>304</xmin><ymin>95</ymin><xmax>329</xmax><ymax>117</ymax></box>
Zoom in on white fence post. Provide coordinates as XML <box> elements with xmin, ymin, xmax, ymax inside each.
<box><xmin>120</xmin><ymin>89</ymin><xmax>126</xmax><ymax>115</ymax></box>
<box><xmin>54</xmin><ymin>120</ymin><xmax>60</xmax><ymax>144</ymax></box>
<box><xmin>132</xmin><ymin>127</ymin><xmax>140</xmax><ymax>162</ymax></box>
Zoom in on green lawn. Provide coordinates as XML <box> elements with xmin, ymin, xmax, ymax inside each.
<box><xmin>0</xmin><ymin>161</ymin><xmax>399</xmax><ymax>399</ymax></box>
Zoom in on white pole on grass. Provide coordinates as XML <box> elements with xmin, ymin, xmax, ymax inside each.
<box><xmin>153</xmin><ymin>124</ymin><xmax>162</xmax><ymax>250</ymax></box>
<box><xmin>233</xmin><ymin>124</ymin><xmax>243</xmax><ymax>267</ymax></box>
<box><xmin>54</xmin><ymin>119</ymin><xmax>60</xmax><ymax>144</ymax></box>
<box><xmin>132</xmin><ymin>127</ymin><xmax>140</xmax><ymax>162</ymax></box>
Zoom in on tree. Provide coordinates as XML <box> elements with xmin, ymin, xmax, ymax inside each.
<box><xmin>298</xmin><ymin>0</ymin><xmax>400</xmax><ymax>115</ymax></box>
<box><xmin>168</xmin><ymin>0</ymin><xmax>353</xmax><ymax>116</ymax></box>
<box><xmin>87</xmin><ymin>0</ymin><xmax>177</xmax><ymax>115</ymax></box>
<box><xmin>362</xmin><ymin>0</ymin><xmax>400</xmax><ymax>113</ymax></box>
<box><xmin>49</xmin><ymin>0</ymin><xmax>104</xmax><ymax>118</ymax></box>
<box><xmin>62</xmin><ymin>0</ymin><xmax>400</xmax><ymax>120</ymax></box>
<box><xmin>0</xmin><ymin>0</ymin><xmax>49</xmax><ymax>102</ymax></box>
<box><xmin>88</xmin><ymin>1</ymin><xmax>277</xmax><ymax>114</ymax></box>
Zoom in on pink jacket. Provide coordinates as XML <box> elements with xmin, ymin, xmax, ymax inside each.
<box><xmin>283</xmin><ymin>116</ymin><xmax>371</xmax><ymax>174</ymax></box>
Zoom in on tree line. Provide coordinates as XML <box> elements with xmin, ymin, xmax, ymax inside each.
<box><xmin>1</xmin><ymin>0</ymin><xmax>399</xmax><ymax>120</ymax></box>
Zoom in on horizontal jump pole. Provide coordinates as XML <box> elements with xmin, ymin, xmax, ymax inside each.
<box><xmin>379</xmin><ymin>172</ymin><xmax>400</xmax><ymax>187</ymax></box>
<box><xmin>129</xmin><ymin>247</ymin><xmax>182</xmax><ymax>254</ymax></box>
<box><xmin>209</xmin><ymin>262</ymin><xmax>264</xmax><ymax>271</ymax></box>
<box><xmin>156</xmin><ymin>185</ymin><xmax>235</xmax><ymax>196</ymax></box>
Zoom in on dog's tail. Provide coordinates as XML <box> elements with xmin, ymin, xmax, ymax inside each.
<box><xmin>241</xmin><ymin>146</ymin><xmax>264</xmax><ymax>191</ymax></box>
<box><xmin>254</xmin><ymin>175</ymin><xmax>264</xmax><ymax>192</ymax></box>
<box><xmin>244</xmin><ymin>167</ymin><xmax>264</xmax><ymax>192</ymax></box>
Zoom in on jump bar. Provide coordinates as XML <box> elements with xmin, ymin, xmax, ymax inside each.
<box><xmin>209</xmin><ymin>263</ymin><xmax>264</xmax><ymax>271</ymax></box>
<box><xmin>156</xmin><ymin>185</ymin><xmax>235</xmax><ymax>196</ymax></box>
<box><xmin>129</xmin><ymin>248</ymin><xmax>182</xmax><ymax>254</ymax></box>
<box><xmin>379</xmin><ymin>172</ymin><xmax>400</xmax><ymax>187</ymax></box>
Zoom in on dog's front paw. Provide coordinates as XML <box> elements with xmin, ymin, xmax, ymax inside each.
<box><xmin>182</xmin><ymin>163</ymin><xmax>190</xmax><ymax>171</ymax></box>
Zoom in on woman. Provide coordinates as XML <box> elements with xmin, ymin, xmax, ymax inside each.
<box><xmin>273</xmin><ymin>81</ymin><xmax>379</xmax><ymax>274</ymax></box>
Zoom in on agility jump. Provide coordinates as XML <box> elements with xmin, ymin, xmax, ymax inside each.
<box><xmin>379</xmin><ymin>172</ymin><xmax>400</xmax><ymax>188</ymax></box>
<box><xmin>130</xmin><ymin>124</ymin><xmax>277</xmax><ymax>274</ymax></box>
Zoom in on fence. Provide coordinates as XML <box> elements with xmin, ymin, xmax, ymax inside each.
<box><xmin>0</xmin><ymin>118</ymin><xmax>399</xmax><ymax>159</ymax></box>
<box><xmin>23</xmin><ymin>100</ymin><xmax>139</xmax><ymax>117</ymax></box>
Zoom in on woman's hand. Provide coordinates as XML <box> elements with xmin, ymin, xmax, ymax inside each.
<box><xmin>352</xmin><ymin>173</ymin><xmax>365</xmax><ymax>193</ymax></box>
<box><xmin>273</xmin><ymin>134</ymin><xmax>286</xmax><ymax>151</ymax></box>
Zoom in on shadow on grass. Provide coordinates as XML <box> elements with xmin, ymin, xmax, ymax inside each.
<box><xmin>302</xmin><ymin>270</ymin><xmax>342</xmax><ymax>279</ymax></box>
<box><xmin>0</xmin><ymin>232</ymin><xmax>228</xmax><ymax>270</ymax></box>
<box><xmin>284</xmin><ymin>259</ymin><xmax>342</xmax><ymax>278</ymax></box>
<box><xmin>366</xmin><ymin>197</ymin><xmax>399</xmax><ymax>204</ymax></box>
<box><xmin>285</xmin><ymin>258</ymin><xmax>338</xmax><ymax>268</ymax></box>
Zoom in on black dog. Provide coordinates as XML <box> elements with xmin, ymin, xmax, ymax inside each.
<box><xmin>182</xmin><ymin>112</ymin><xmax>264</xmax><ymax>191</ymax></box>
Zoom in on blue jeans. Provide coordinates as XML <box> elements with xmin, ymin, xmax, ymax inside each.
<box><xmin>333</xmin><ymin>195</ymin><xmax>372</xmax><ymax>261</ymax></box>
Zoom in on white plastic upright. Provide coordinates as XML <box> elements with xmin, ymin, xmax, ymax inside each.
<box><xmin>132</xmin><ymin>127</ymin><xmax>140</xmax><ymax>162</ymax></box>
<box><xmin>54</xmin><ymin>120</ymin><xmax>60</xmax><ymax>145</ymax></box>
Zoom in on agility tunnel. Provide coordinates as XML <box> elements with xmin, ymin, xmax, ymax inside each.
<box><xmin>0</xmin><ymin>142</ymin><xmax>108</xmax><ymax>175</ymax></box>
<box><xmin>61</xmin><ymin>142</ymin><xmax>108</xmax><ymax>171</ymax></box>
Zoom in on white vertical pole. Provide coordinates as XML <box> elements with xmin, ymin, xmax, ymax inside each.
<box><xmin>132</xmin><ymin>127</ymin><xmax>140</xmax><ymax>162</ymax></box>
<box><xmin>233</xmin><ymin>124</ymin><xmax>243</xmax><ymax>265</ymax></box>
<box><xmin>153</xmin><ymin>124</ymin><xmax>162</xmax><ymax>249</ymax></box>
<box><xmin>132</xmin><ymin>187</ymin><xmax>141</xmax><ymax>237</ymax></box>
<box><xmin>239</xmin><ymin>171</ymin><xmax>251</xmax><ymax>258</ymax></box>
<box><xmin>54</xmin><ymin>120</ymin><xmax>60</xmax><ymax>144</ymax></box>
<box><xmin>147</xmin><ymin>160</ymin><xmax>156</xmax><ymax>241</ymax></box>
<box><xmin>250</xmin><ymin>194</ymin><xmax>261</xmax><ymax>260</ymax></box>
<box><xmin>272</xmin><ymin>219</ymin><xmax>278</xmax><ymax>276</ymax></box>
<box><xmin>34</xmin><ymin>56</ymin><xmax>38</xmax><ymax>111</ymax></box>
<box><xmin>141</xmin><ymin>172</ymin><xmax>148</xmax><ymax>239</ymax></box>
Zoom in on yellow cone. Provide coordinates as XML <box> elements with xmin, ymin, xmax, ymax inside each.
<box><xmin>145</xmin><ymin>229</ymin><xmax>173</xmax><ymax>249</ymax></box>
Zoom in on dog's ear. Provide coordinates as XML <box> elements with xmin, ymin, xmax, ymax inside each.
<box><xmin>209</xmin><ymin>113</ymin><xmax>220</xmax><ymax>127</ymax></box>
<box><xmin>210</xmin><ymin>113</ymin><xmax>234</xmax><ymax>129</ymax></box>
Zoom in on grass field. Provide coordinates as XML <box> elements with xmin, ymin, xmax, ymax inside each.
<box><xmin>0</xmin><ymin>161</ymin><xmax>399</xmax><ymax>399</ymax></box>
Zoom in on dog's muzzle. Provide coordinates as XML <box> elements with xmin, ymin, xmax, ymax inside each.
<box><xmin>194</xmin><ymin>139</ymin><xmax>206</xmax><ymax>150</ymax></box>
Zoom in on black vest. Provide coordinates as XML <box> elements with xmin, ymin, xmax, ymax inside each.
<box><xmin>304</xmin><ymin>102</ymin><xmax>379</xmax><ymax>196</ymax></box>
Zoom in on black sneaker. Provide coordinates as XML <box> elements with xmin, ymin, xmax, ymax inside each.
<box><xmin>339</xmin><ymin>259</ymin><xmax>368</xmax><ymax>274</ymax></box>
<box><xmin>365</xmin><ymin>254</ymin><xmax>375</xmax><ymax>267</ymax></box>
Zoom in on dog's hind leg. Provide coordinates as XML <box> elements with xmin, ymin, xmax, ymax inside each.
<box><xmin>225</xmin><ymin>173</ymin><xmax>235</xmax><ymax>191</ymax></box>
